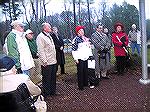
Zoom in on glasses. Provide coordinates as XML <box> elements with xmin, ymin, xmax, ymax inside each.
<box><xmin>19</xmin><ymin>25</ymin><xmax>24</xmax><ymax>29</ymax></box>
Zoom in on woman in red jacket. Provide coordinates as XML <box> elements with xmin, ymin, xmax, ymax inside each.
<box><xmin>112</xmin><ymin>22</ymin><xmax>129</xmax><ymax>75</ymax></box>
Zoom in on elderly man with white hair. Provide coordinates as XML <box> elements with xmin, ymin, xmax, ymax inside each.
<box><xmin>36</xmin><ymin>22</ymin><xmax>57</xmax><ymax>97</ymax></box>
<box><xmin>4</xmin><ymin>20</ymin><xmax>35</xmax><ymax>75</ymax></box>
<box><xmin>128</xmin><ymin>24</ymin><xmax>141</xmax><ymax>56</ymax></box>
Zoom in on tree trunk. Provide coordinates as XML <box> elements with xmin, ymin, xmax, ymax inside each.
<box><xmin>12</xmin><ymin>0</ymin><xmax>17</xmax><ymax>20</ymax></box>
<box><xmin>87</xmin><ymin>0</ymin><xmax>92</xmax><ymax>36</ymax></box>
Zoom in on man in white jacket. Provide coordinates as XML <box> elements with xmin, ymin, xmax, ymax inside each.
<box><xmin>4</xmin><ymin>20</ymin><xmax>35</xmax><ymax>75</ymax></box>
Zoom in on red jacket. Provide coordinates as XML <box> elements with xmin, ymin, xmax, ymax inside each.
<box><xmin>112</xmin><ymin>31</ymin><xmax>129</xmax><ymax>56</ymax></box>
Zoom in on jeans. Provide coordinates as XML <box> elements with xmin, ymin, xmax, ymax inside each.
<box><xmin>22</xmin><ymin>70</ymin><xmax>30</xmax><ymax>76</ymax></box>
<box><xmin>131</xmin><ymin>42</ymin><xmax>141</xmax><ymax>56</ymax></box>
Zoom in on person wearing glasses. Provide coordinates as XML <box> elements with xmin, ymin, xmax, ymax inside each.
<box><xmin>4</xmin><ymin>20</ymin><xmax>34</xmax><ymax>75</ymax></box>
<box><xmin>91</xmin><ymin>24</ymin><xmax>111</xmax><ymax>80</ymax></box>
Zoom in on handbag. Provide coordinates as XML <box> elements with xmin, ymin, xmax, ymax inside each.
<box><xmin>34</xmin><ymin>95</ymin><xmax>47</xmax><ymax>112</ymax></box>
<box><xmin>88</xmin><ymin>59</ymin><xmax>95</xmax><ymax>69</ymax></box>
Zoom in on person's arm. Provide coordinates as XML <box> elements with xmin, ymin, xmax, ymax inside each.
<box><xmin>7</xmin><ymin>33</ymin><xmax>21</xmax><ymax>69</ymax></box>
<box><xmin>72</xmin><ymin>37</ymin><xmax>79</xmax><ymax>64</ymax></box>
<box><xmin>36</xmin><ymin>35</ymin><xmax>47</xmax><ymax>66</ymax></box>
<box><xmin>91</xmin><ymin>33</ymin><xmax>104</xmax><ymax>51</ymax></box>
<box><xmin>112</xmin><ymin>33</ymin><xmax>123</xmax><ymax>47</ymax></box>
<box><xmin>25</xmin><ymin>78</ymin><xmax>41</xmax><ymax>96</ymax></box>
<box><xmin>124</xmin><ymin>33</ymin><xmax>129</xmax><ymax>46</ymax></box>
<box><xmin>105</xmin><ymin>35</ymin><xmax>111</xmax><ymax>50</ymax></box>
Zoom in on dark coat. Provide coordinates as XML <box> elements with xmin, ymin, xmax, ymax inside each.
<box><xmin>51</xmin><ymin>33</ymin><xmax>65</xmax><ymax>65</ymax></box>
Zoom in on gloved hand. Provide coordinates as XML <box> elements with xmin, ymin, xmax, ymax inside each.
<box><xmin>88</xmin><ymin>56</ymin><xmax>94</xmax><ymax>60</ymax></box>
<box><xmin>120</xmin><ymin>36</ymin><xmax>126</xmax><ymax>43</ymax></box>
<box><xmin>103</xmin><ymin>48</ymin><xmax>109</xmax><ymax>53</ymax></box>
<box><xmin>17</xmin><ymin>68</ymin><xmax>23</xmax><ymax>74</ymax></box>
<box><xmin>122</xmin><ymin>42</ymin><xmax>126</xmax><ymax>47</ymax></box>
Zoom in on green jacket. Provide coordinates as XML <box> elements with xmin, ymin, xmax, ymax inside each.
<box><xmin>7</xmin><ymin>32</ymin><xmax>21</xmax><ymax>69</ymax></box>
<box><xmin>27</xmin><ymin>38</ymin><xmax>38</xmax><ymax>59</ymax></box>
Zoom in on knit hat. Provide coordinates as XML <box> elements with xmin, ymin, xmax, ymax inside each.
<box><xmin>0</xmin><ymin>55</ymin><xmax>16</xmax><ymax>72</ymax></box>
<box><xmin>75</xmin><ymin>26</ymin><xmax>85</xmax><ymax>34</ymax></box>
<box><xmin>25</xmin><ymin>29</ymin><xmax>33</xmax><ymax>35</ymax></box>
<box><xmin>114</xmin><ymin>22</ymin><xmax>124</xmax><ymax>30</ymax></box>
<box><xmin>131</xmin><ymin>24</ymin><xmax>136</xmax><ymax>29</ymax></box>
<box><xmin>11</xmin><ymin>20</ymin><xmax>24</xmax><ymax>27</ymax></box>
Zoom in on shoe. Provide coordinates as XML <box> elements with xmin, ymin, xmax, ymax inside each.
<box><xmin>78</xmin><ymin>88</ymin><xmax>84</xmax><ymax>91</ymax></box>
<box><xmin>61</xmin><ymin>73</ymin><xmax>67</xmax><ymax>75</ymax></box>
<box><xmin>101</xmin><ymin>76</ymin><xmax>110</xmax><ymax>79</ymax></box>
<box><xmin>50</xmin><ymin>92</ymin><xmax>61</xmax><ymax>96</ymax></box>
<box><xmin>90</xmin><ymin>85</ymin><xmax>95</xmax><ymax>89</ymax></box>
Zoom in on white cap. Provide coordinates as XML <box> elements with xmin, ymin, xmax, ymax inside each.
<box><xmin>11</xmin><ymin>20</ymin><xmax>24</xmax><ymax>26</ymax></box>
<box><xmin>132</xmin><ymin>24</ymin><xmax>136</xmax><ymax>28</ymax></box>
<box><xmin>25</xmin><ymin>29</ymin><xmax>33</xmax><ymax>35</ymax></box>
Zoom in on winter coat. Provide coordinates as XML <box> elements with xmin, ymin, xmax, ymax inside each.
<box><xmin>112</xmin><ymin>31</ymin><xmax>129</xmax><ymax>56</ymax></box>
<box><xmin>128</xmin><ymin>30</ymin><xmax>141</xmax><ymax>44</ymax></box>
<box><xmin>36</xmin><ymin>32</ymin><xmax>57</xmax><ymax>66</ymax></box>
<box><xmin>91</xmin><ymin>31</ymin><xmax>111</xmax><ymax>71</ymax></box>
<box><xmin>51</xmin><ymin>33</ymin><xmax>65</xmax><ymax>65</ymax></box>
<box><xmin>72</xmin><ymin>36</ymin><xmax>93</xmax><ymax>61</ymax></box>
<box><xmin>4</xmin><ymin>30</ymin><xmax>35</xmax><ymax>70</ymax></box>
<box><xmin>0</xmin><ymin>73</ymin><xmax>41</xmax><ymax>95</ymax></box>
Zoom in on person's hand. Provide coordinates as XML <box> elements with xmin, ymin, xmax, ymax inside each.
<box><xmin>122</xmin><ymin>42</ymin><xmax>126</xmax><ymax>47</ymax></box>
<box><xmin>17</xmin><ymin>68</ymin><xmax>23</xmax><ymax>74</ymax></box>
<box><xmin>103</xmin><ymin>48</ymin><xmax>109</xmax><ymax>53</ymax></box>
<box><xmin>120</xmin><ymin>36</ymin><xmax>126</xmax><ymax>43</ymax></box>
<box><xmin>43</xmin><ymin>62</ymin><xmax>47</xmax><ymax>67</ymax></box>
<box><xmin>60</xmin><ymin>46</ymin><xmax>63</xmax><ymax>50</ymax></box>
<box><xmin>75</xmin><ymin>60</ymin><xmax>79</xmax><ymax>64</ymax></box>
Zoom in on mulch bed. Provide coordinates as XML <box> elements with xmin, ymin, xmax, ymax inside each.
<box><xmin>45</xmin><ymin>66</ymin><xmax>150</xmax><ymax>112</ymax></box>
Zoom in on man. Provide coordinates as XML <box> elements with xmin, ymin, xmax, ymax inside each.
<box><xmin>0</xmin><ymin>54</ymin><xmax>41</xmax><ymax>95</ymax></box>
<box><xmin>25</xmin><ymin>29</ymin><xmax>42</xmax><ymax>82</ymax></box>
<box><xmin>128</xmin><ymin>24</ymin><xmax>141</xmax><ymax>56</ymax></box>
<box><xmin>0</xmin><ymin>55</ymin><xmax>41</xmax><ymax>112</ymax></box>
<box><xmin>91</xmin><ymin>24</ymin><xmax>111</xmax><ymax>79</ymax></box>
<box><xmin>4</xmin><ymin>20</ymin><xmax>34</xmax><ymax>75</ymax></box>
<box><xmin>36</xmin><ymin>23</ymin><xmax>57</xmax><ymax>97</ymax></box>
<box><xmin>51</xmin><ymin>27</ymin><xmax>66</xmax><ymax>75</ymax></box>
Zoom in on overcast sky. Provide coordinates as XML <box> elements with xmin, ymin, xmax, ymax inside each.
<box><xmin>0</xmin><ymin>0</ymin><xmax>149</xmax><ymax>22</ymax></box>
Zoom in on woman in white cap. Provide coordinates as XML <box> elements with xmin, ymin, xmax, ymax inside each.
<box><xmin>25</xmin><ymin>29</ymin><xmax>42</xmax><ymax>82</ymax></box>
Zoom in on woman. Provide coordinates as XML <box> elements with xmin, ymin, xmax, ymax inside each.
<box><xmin>112</xmin><ymin>22</ymin><xmax>129</xmax><ymax>75</ymax></box>
<box><xmin>72</xmin><ymin>26</ymin><xmax>93</xmax><ymax>90</ymax></box>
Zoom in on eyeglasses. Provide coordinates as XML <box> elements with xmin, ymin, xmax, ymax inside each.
<box><xmin>19</xmin><ymin>25</ymin><xmax>24</xmax><ymax>29</ymax></box>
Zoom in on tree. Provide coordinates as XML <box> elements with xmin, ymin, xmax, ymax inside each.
<box><xmin>109</xmin><ymin>2</ymin><xmax>139</xmax><ymax>33</ymax></box>
<box><xmin>146</xmin><ymin>19</ymin><xmax>150</xmax><ymax>40</ymax></box>
<box><xmin>2</xmin><ymin>0</ymin><xmax>23</xmax><ymax>21</ymax></box>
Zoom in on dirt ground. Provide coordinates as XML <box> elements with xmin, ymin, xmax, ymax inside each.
<box><xmin>44</xmin><ymin>66</ymin><xmax>150</xmax><ymax>112</ymax></box>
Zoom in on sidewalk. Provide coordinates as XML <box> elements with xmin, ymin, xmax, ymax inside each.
<box><xmin>45</xmin><ymin>68</ymin><xmax>150</xmax><ymax>112</ymax></box>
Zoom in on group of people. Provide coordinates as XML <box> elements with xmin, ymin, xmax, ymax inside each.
<box><xmin>1</xmin><ymin>20</ymin><xmax>66</xmax><ymax>99</ymax></box>
<box><xmin>72</xmin><ymin>22</ymin><xmax>141</xmax><ymax>90</ymax></box>
<box><xmin>0</xmin><ymin>20</ymin><xmax>141</xmax><ymax>102</ymax></box>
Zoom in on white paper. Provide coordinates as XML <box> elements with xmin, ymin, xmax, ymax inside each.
<box><xmin>88</xmin><ymin>60</ymin><xmax>95</xmax><ymax>69</ymax></box>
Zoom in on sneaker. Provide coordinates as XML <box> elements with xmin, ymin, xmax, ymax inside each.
<box><xmin>90</xmin><ymin>86</ymin><xmax>95</xmax><ymax>89</ymax></box>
